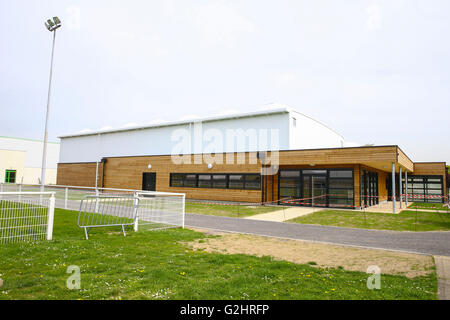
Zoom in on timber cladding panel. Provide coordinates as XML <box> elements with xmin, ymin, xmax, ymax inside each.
<box><xmin>413</xmin><ymin>162</ymin><xmax>446</xmax><ymax>176</ymax></box>
<box><xmin>57</xmin><ymin>162</ymin><xmax>103</xmax><ymax>187</ymax></box>
<box><xmin>413</xmin><ymin>162</ymin><xmax>448</xmax><ymax>198</ymax></box>
<box><xmin>397</xmin><ymin>147</ymin><xmax>414</xmax><ymax>172</ymax></box>
<box><xmin>277</xmin><ymin>146</ymin><xmax>398</xmax><ymax>165</ymax></box>
<box><xmin>103</xmin><ymin>153</ymin><xmax>262</xmax><ymax>203</ymax></box>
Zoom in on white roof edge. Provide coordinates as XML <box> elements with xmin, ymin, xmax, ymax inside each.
<box><xmin>287</xmin><ymin>109</ymin><xmax>345</xmax><ymax>141</ymax></box>
<box><xmin>58</xmin><ymin>107</ymin><xmax>291</xmax><ymax>139</ymax></box>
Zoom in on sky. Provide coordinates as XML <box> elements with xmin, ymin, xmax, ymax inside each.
<box><xmin>1</xmin><ymin>0</ymin><xmax>449</xmax><ymax>163</ymax></box>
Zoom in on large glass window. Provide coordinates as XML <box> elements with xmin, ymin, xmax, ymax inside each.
<box><xmin>170</xmin><ymin>173</ymin><xmax>260</xmax><ymax>190</ymax></box>
<box><xmin>403</xmin><ymin>175</ymin><xmax>444</xmax><ymax>203</ymax></box>
<box><xmin>278</xmin><ymin>169</ymin><xmax>354</xmax><ymax>208</ymax></box>
<box><xmin>328</xmin><ymin>170</ymin><xmax>354</xmax><ymax>207</ymax></box>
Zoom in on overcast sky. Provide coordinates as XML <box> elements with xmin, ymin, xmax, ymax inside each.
<box><xmin>1</xmin><ymin>0</ymin><xmax>449</xmax><ymax>163</ymax></box>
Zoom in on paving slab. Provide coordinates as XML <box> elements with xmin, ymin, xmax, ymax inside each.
<box><xmin>434</xmin><ymin>255</ymin><xmax>450</xmax><ymax>300</ymax></box>
<box><xmin>244</xmin><ymin>207</ymin><xmax>322</xmax><ymax>222</ymax></box>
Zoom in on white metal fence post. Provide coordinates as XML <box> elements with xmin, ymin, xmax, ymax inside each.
<box><xmin>133</xmin><ymin>192</ymin><xmax>139</xmax><ymax>232</ymax></box>
<box><xmin>65</xmin><ymin>187</ymin><xmax>68</xmax><ymax>209</ymax></box>
<box><xmin>182</xmin><ymin>194</ymin><xmax>186</xmax><ymax>229</ymax></box>
<box><xmin>18</xmin><ymin>183</ymin><xmax>22</xmax><ymax>202</ymax></box>
<box><xmin>95</xmin><ymin>188</ymin><xmax>99</xmax><ymax>213</ymax></box>
<box><xmin>399</xmin><ymin>167</ymin><xmax>403</xmax><ymax>209</ymax></box>
<box><xmin>46</xmin><ymin>193</ymin><xmax>56</xmax><ymax>240</ymax></box>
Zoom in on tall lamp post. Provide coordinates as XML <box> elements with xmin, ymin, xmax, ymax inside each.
<box><xmin>40</xmin><ymin>17</ymin><xmax>61</xmax><ymax>192</ymax></box>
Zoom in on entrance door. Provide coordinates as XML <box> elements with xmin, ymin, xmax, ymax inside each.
<box><xmin>311</xmin><ymin>175</ymin><xmax>327</xmax><ymax>207</ymax></box>
<box><xmin>302</xmin><ymin>173</ymin><xmax>327</xmax><ymax>207</ymax></box>
<box><xmin>362</xmin><ymin>171</ymin><xmax>379</xmax><ymax>207</ymax></box>
<box><xmin>142</xmin><ymin>173</ymin><xmax>156</xmax><ymax>191</ymax></box>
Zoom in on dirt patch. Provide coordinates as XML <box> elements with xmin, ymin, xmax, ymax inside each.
<box><xmin>187</xmin><ymin>228</ymin><xmax>434</xmax><ymax>278</ymax></box>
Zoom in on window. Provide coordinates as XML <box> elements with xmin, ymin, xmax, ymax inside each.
<box><xmin>4</xmin><ymin>170</ymin><xmax>16</xmax><ymax>184</ymax></box>
<box><xmin>169</xmin><ymin>173</ymin><xmax>261</xmax><ymax>190</ymax></box>
<box><xmin>229</xmin><ymin>174</ymin><xmax>244</xmax><ymax>189</ymax></box>
<box><xmin>328</xmin><ymin>170</ymin><xmax>354</xmax><ymax>207</ymax></box>
<box><xmin>198</xmin><ymin>174</ymin><xmax>212</xmax><ymax>188</ymax></box>
<box><xmin>170</xmin><ymin>173</ymin><xmax>184</xmax><ymax>187</ymax></box>
<box><xmin>280</xmin><ymin>171</ymin><xmax>300</xmax><ymax>178</ymax></box>
<box><xmin>302</xmin><ymin>170</ymin><xmax>327</xmax><ymax>175</ymax></box>
<box><xmin>184</xmin><ymin>174</ymin><xmax>197</xmax><ymax>188</ymax></box>
<box><xmin>244</xmin><ymin>174</ymin><xmax>261</xmax><ymax>190</ymax></box>
<box><xmin>329</xmin><ymin>171</ymin><xmax>353</xmax><ymax>178</ymax></box>
<box><xmin>402</xmin><ymin>175</ymin><xmax>443</xmax><ymax>203</ymax></box>
<box><xmin>212</xmin><ymin>175</ymin><xmax>227</xmax><ymax>188</ymax></box>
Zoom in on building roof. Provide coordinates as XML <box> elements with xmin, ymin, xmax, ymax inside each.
<box><xmin>58</xmin><ymin>105</ymin><xmax>293</xmax><ymax>139</ymax></box>
<box><xmin>0</xmin><ymin>135</ymin><xmax>60</xmax><ymax>144</ymax></box>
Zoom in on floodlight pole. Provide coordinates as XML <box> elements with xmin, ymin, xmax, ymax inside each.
<box><xmin>40</xmin><ymin>28</ymin><xmax>57</xmax><ymax>192</ymax></box>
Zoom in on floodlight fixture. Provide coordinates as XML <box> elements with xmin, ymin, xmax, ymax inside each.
<box><xmin>45</xmin><ymin>16</ymin><xmax>61</xmax><ymax>32</ymax></box>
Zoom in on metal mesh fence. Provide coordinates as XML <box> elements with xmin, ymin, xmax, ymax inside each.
<box><xmin>0</xmin><ymin>192</ymin><xmax>55</xmax><ymax>244</ymax></box>
<box><xmin>135</xmin><ymin>192</ymin><xmax>185</xmax><ymax>231</ymax></box>
<box><xmin>77</xmin><ymin>195</ymin><xmax>139</xmax><ymax>239</ymax></box>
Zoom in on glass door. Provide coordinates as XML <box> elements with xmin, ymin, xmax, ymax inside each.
<box><xmin>362</xmin><ymin>171</ymin><xmax>379</xmax><ymax>207</ymax></box>
<box><xmin>311</xmin><ymin>175</ymin><xmax>327</xmax><ymax>207</ymax></box>
<box><xmin>302</xmin><ymin>173</ymin><xmax>327</xmax><ymax>207</ymax></box>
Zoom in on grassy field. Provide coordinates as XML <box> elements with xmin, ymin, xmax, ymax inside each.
<box><xmin>288</xmin><ymin>209</ymin><xmax>450</xmax><ymax>232</ymax></box>
<box><xmin>408</xmin><ymin>202</ymin><xmax>448</xmax><ymax>211</ymax></box>
<box><xmin>186</xmin><ymin>202</ymin><xmax>279</xmax><ymax>217</ymax></box>
<box><xmin>0</xmin><ymin>208</ymin><xmax>437</xmax><ymax>300</ymax></box>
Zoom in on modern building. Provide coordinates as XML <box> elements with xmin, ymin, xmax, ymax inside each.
<box><xmin>0</xmin><ymin>136</ymin><xmax>60</xmax><ymax>185</ymax></box>
<box><xmin>56</xmin><ymin>106</ymin><xmax>448</xmax><ymax>207</ymax></box>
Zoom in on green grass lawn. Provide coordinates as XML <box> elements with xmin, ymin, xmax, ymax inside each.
<box><xmin>186</xmin><ymin>202</ymin><xmax>279</xmax><ymax>218</ymax></box>
<box><xmin>288</xmin><ymin>209</ymin><xmax>450</xmax><ymax>232</ymax></box>
<box><xmin>0</xmin><ymin>208</ymin><xmax>437</xmax><ymax>300</ymax></box>
<box><xmin>408</xmin><ymin>202</ymin><xmax>448</xmax><ymax>211</ymax></box>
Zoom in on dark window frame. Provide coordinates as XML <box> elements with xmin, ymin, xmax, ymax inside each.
<box><xmin>4</xmin><ymin>169</ymin><xmax>17</xmax><ymax>184</ymax></box>
<box><xmin>278</xmin><ymin>168</ymin><xmax>355</xmax><ymax>208</ymax></box>
<box><xmin>169</xmin><ymin>173</ymin><xmax>261</xmax><ymax>190</ymax></box>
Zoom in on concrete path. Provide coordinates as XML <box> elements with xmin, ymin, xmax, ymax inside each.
<box><xmin>185</xmin><ymin>213</ymin><xmax>450</xmax><ymax>256</ymax></box>
<box><xmin>244</xmin><ymin>206</ymin><xmax>321</xmax><ymax>222</ymax></box>
<box><xmin>435</xmin><ymin>255</ymin><xmax>450</xmax><ymax>300</ymax></box>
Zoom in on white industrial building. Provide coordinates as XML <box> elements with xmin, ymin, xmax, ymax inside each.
<box><xmin>58</xmin><ymin>105</ymin><xmax>357</xmax><ymax>163</ymax></box>
<box><xmin>0</xmin><ymin>136</ymin><xmax>60</xmax><ymax>184</ymax></box>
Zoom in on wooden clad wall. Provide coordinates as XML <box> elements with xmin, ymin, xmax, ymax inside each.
<box><xmin>103</xmin><ymin>153</ymin><xmax>262</xmax><ymax>203</ymax></box>
<box><xmin>396</xmin><ymin>147</ymin><xmax>414</xmax><ymax>172</ymax></box>
<box><xmin>278</xmin><ymin>146</ymin><xmax>397</xmax><ymax>166</ymax></box>
<box><xmin>413</xmin><ymin>162</ymin><xmax>446</xmax><ymax>176</ymax></box>
<box><xmin>413</xmin><ymin>162</ymin><xmax>448</xmax><ymax>198</ymax></box>
<box><xmin>57</xmin><ymin>162</ymin><xmax>103</xmax><ymax>187</ymax></box>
